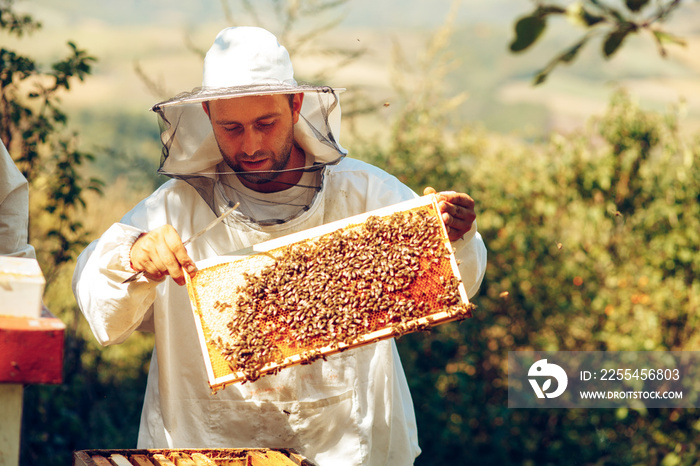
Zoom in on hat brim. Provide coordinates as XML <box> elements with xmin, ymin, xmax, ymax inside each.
<box><xmin>152</xmin><ymin>83</ymin><xmax>345</xmax><ymax>111</ymax></box>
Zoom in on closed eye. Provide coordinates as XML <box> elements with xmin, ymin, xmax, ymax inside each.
<box><xmin>221</xmin><ymin>124</ymin><xmax>242</xmax><ymax>133</ymax></box>
<box><xmin>256</xmin><ymin>119</ymin><xmax>276</xmax><ymax>130</ymax></box>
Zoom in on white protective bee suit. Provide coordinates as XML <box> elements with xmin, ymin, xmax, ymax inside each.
<box><xmin>73</xmin><ymin>27</ymin><xmax>487</xmax><ymax>466</ymax></box>
<box><xmin>1</xmin><ymin>141</ymin><xmax>35</xmax><ymax>259</ymax></box>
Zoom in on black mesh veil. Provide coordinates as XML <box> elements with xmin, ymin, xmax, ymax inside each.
<box><xmin>151</xmin><ymin>84</ymin><xmax>347</xmax><ymax>225</ymax></box>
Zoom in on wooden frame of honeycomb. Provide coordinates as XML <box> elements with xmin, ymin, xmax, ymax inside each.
<box><xmin>73</xmin><ymin>448</ymin><xmax>316</xmax><ymax>465</ymax></box>
<box><xmin>185</xmin><ymin>194</ymin><xmax>473</xmax><ymax>392</ymax></box>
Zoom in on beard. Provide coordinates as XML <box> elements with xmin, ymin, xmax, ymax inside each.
<box><xmin>221</xmin><ymin>128</ymin><xmax>295</xmax><ymax>186</ymax></box>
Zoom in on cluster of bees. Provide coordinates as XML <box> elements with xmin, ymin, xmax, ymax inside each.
<box><xmin>209</xmin><ymin>207</ymin><xmax>471</xmax><ymax>383</ymax></box>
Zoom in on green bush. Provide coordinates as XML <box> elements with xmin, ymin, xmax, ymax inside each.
<box><xmin>371</xmin><ymin>90</ymin><xmax>700</xmax><ymax>465</ymax></box>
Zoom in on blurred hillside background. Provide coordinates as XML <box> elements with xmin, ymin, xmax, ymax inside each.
<box><xmin>12</xmin><ymin>0</ymin><xmax>700</xmax><ymax>135</ymax></box>
<box><xmin>4</xmin><ymin>0</ymin><xmax>700</xmax><ymax>464</ymax></box>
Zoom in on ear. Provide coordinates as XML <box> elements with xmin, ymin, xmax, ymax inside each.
<box><xmin>291</xmin><ymin>93</ymin><xmax>304</xmax><ymax>124</ymax></box>
<box><xmin>202</xmin><ymin>101</ymin><xmax>210</xmax><ymax>117</ymax></box>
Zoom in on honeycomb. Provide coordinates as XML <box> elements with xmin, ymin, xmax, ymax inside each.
<box><xmin>73</xmin><ymin>448</ymin><xmax>312</xmax><ymax>466</ymax></box>
<box><xmin>185</xmin><ymin>195</ymin><xmax>473</xmax><ymax>391</ymax></box>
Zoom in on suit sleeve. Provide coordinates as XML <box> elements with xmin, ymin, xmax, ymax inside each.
<box><xmin>0</xmin><ymin>142</ymin><xmax>35</xmax><ymax>258</ymax></box>
<box><xmin>452</xmin><ymin>220</ymin><xmax>487</xmax><ymax>299</ymax></box>
<box><xmin>72</xmin><ymin>211</ymin><xmax>159</xmax><ymax>346</ymax></box>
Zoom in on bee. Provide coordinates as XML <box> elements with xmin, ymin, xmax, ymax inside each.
<box><xmin>213</xmin><ymin>205</ymin><xmax>465</xmax><ymax>382</ymax></box>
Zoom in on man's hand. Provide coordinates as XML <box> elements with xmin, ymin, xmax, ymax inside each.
<box><xmin>129</xmin><ymin>225</ymin><xmax>197</xmax><ymax>286</ymax></box>
<box><xmin>424</xmin><ymin>187</ymin><xmax>476</xmax><ymax>242</ymax></box>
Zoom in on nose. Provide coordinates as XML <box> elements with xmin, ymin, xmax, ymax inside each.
<box><xmin>240</xmin><ymin>127</ymin><xmax>263</xmax><ymax>156</ymax></box>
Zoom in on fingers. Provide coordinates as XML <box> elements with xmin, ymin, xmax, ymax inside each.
<box><xmin>129</xmin><ymin>225</ymin><xmax>197</xmax><ymax>286</ymax></box>
<box><xmin>441</xmin><ymin>197</ymin><xmax>476</xmax><ymax>238</ymax></box>
<box><xmin>424</xmin><ymin>187</ymin><xmax>476</xmax><ymax>242</ymax></box>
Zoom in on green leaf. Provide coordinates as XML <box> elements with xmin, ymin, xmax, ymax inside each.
<box><xmin>532</xmin><ymin>36</ymin><xmax>590</xmax><ymax>85</ymax></box>
<box><xmin>566</xmin><ymin>2</ymin><xmax>606</xmax><ymax>27</ymax></box>
<box><xmin>652</xmin><ymin>30</ymin><xmax>687</xmax><ymax>47</ymax></box>
<box><xmin>625</xmin><ymin>0</ymin><xmax>650</xmax><ymax>12</ymax></box>
<box><xmin>579</xmin><ymin>7</ymin><xmax>606</xmax><ymax>27</ymax></box>
<box><xmin>537</xmin><ymin>5</ymin><xmax>566</xmax><ymax>15</ymax></box>
<box><xmin>560</xmin><ymin>36</ymin><xmax>589</xmax><ymax>63</ymax></box>
<box><xmin>590</xmin><ymin>0</ymin><xmax>626</xmax><ymax>23</ymax></box>
<box><xmin>533</xmin><ymin>69</ymin><xmax>549</xmax><ymax>85</ymax></box>
<box><xmin>603</xmin><ymin>26</ymin><xmax>634</xmax><ymax>58</ymax></box>
<box><xmin>661</xmin><ymin>452</ymin><xmax>682</xmax><ymax>466</ymax></box>
<box><xmin>510</xmin><ymin>14</ymin><xmax>547</xmax><ymax>52</ymax></box>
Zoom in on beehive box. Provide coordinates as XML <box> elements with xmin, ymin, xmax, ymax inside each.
<box><xmin>186</xmin><ymin>194</ymin><xmax>473</xmax><ymax>391</ymax></box>
<box><xmin>0</xmin><ymin>256</ymin><xmax>45</xmax><ymax>318</ymax></box>
<box><xmin>73</xmin><ymin>448</ymin><xmax>316</xmax><ymax>466</ymax></box>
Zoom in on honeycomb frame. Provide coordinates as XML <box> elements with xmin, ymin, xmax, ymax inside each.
<box><xmin>185</xmin><ymin>194</ymin><xmax>473</xmax><ymax>392</ymax></box>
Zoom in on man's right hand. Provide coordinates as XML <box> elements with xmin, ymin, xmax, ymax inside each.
<box><xmin>129</xmin><ymin>225</ymin><xmax>197</xmax><ymax>286</ymax></box>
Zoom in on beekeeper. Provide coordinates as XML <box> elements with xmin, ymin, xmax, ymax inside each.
<box><xmin>1</xmin><ymin>141</ymin><xmax>35</xmax><ymax>258</ymax></box>
<box><xmin>73</xmin><ymin>27</ymin><xmax>487</xmax><ymax>466</ymax></box>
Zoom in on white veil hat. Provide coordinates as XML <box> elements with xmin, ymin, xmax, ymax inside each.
<box><xmin>152</xmin><ymin>26</ymin><xmax>347</xmax><ymax>181</ymax></box>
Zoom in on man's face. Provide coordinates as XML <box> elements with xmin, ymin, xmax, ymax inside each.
<box><xmin>204</xmin><ymin>94</ymin><xmax>303</xmax><ymax>191</ymax></box>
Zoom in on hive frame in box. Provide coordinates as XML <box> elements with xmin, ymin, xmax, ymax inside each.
<box><xmin>73</xmin><ymin>448</ymin><xmax>317</xmax><ymax>466</ymax></box>
<box><xmin>185</xmin><ymin>194</ymin><xmax>472</xmax><ymax>392</ymax></box>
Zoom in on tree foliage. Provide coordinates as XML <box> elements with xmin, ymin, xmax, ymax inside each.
<box><xmin>392</xmin><ymin>89</ymin><xmax>700</xmax><ymax>461</ymax></box>
<box><xmin>0</xmin><ymin>3</ymin><xmax>150</xmax><ymax>465</ymax></box>
<box><xmin>510</xmin><ymin>0</ymin><xmax>692</xmax><ymax>84</ymax></box>
<box><xmin>354</xmin><ymin>17</ymin><xmax>700</xmax><ymax>464</ymax></box>
<box><xmin>0</xmin><ymin>0</ymin><xmax>102</xmax><ymax>281</ymax></box>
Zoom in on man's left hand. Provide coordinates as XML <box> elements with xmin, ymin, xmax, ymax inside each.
<box><xmin>423</xmin><ymin>187</ymin><xmax>476</xmax><ymax>242</ymax></box>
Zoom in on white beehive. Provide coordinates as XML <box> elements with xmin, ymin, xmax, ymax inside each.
<box><xmin>0</xmin><ymin>256</ymin><xmax>45</xmax><ymax>318</ymax></box>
